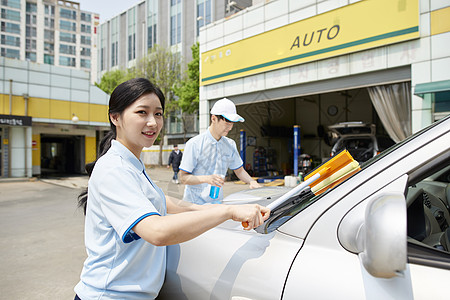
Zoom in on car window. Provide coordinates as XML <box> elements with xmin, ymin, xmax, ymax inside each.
<box><xmin>406</xmin><ymin>159</ymin><xmax>450</xmax><ymax>266</ymax></box>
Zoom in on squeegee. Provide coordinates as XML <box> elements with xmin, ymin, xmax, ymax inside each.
<box><xmin>242</xmin><ymin>150</ymin><xmax>360</xmax><ymax>228</ymax></box>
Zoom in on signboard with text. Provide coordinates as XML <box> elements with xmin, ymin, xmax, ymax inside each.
<box><xmin>0</xmin><ymin>114</ymin><xmax>32</xmax><ymax>127</ymax></box>
<box><xmin>201</xmin><ymin>0</ymin><xmax>419</xmax><ymax>86</ymax></box>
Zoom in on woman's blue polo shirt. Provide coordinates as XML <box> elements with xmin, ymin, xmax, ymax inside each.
<box><xmin>75</xmin><ymin>140</ymin><xmax>167</xmax><ymax>300</ymax></box>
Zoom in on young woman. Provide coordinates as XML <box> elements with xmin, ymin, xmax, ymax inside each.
<box><xmin>74</xmin><ymin>78</ymin><xmax>270</xmax><ymax>300</ymax></box>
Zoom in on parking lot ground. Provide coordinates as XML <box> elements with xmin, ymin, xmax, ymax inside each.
<box><xmin>0</xmin><ymin>166</ymin><xmax>251</xmax><ymax>299</ymax></box>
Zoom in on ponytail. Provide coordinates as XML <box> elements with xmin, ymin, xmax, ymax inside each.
<box><xmin>77</xmin><ymin>131</ymin><xmax>115</xmax><ymax>215</ymax></box>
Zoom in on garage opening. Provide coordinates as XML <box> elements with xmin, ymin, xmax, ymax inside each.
<box><xmin>232</xmin><ymin>85</ymin><xmax>399</xmax><ymax>178</ymax></box>
<box><xmin>40</xmin><ymin>134</ymin><xmax>85</xmax><ymax>177</ymax></box>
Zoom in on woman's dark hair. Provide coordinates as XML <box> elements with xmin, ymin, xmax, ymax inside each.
<box><xmin>78</xmin><ymin>78</ymin><xmax>165</xmax><ymax>214</ymax></box>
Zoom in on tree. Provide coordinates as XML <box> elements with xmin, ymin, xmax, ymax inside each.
<box><xmin>95</xmin><ymin>69</ymin><xmax>130</xmax><ymax>95</ymax></box>
<box><xmin>174</xmin><ymin>42</ymin><xmax>200</xmax><ymax>142</ymax></box>
<box><xmin>133</xmin><ymin>45</ymin><xmax>182</xmax><ymax>165</ymax></box>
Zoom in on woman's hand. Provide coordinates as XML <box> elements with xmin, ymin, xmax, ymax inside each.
<box><xmin>229</xmin><ymin>204</ymin><xmax>270</xmax><ymax>230</ymax></box>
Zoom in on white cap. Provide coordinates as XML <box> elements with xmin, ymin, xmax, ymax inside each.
<box><xmin>210</xmin><ymin>98</ymin><xmax>245</xmax><ymax>122</ymax></box>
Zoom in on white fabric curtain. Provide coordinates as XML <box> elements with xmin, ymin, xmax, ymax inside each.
<box><xmin>367</xmin><ymin>82</ymin><xmax>412</xmax><ymax>143</ymax></box>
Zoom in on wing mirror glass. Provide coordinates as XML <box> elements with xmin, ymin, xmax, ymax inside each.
<box><xmin>338</xmin><ymin>192</ymin><xmax>407</xmax><ymax>278</ymax></box>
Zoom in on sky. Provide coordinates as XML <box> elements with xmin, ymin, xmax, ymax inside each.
<box><xmin>76</xmin><ymin>0</ymin><xmax>142</xmax><ymax>23</ymax></box>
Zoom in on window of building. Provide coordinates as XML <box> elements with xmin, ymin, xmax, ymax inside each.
<box><xmin>59</xmin><ymin>55</ymin><xmax>75</xmax><ymax>67</ymax></box>
<box><xmin>59</xmin><ymin>20</ymin><xmax>76</xmax><ymax>32</ymax></box>
<box><xmin>25</xmin><ymin>51</ymin><xmax>36</xmax><ymax>62</ymax></box>
<box><xmin>100</xmin><ymin>47</ymin><xmax>104</xmax><ymax>71</ymax></box>
<box><xmin>1</xmin><ymin>34</ymin><xmax>19</xmax><ymax>47</ymax></box>
<box><xmin>26</xmin><ymin>14</ymin><xmax>36</xmax><ymax>25</ymax></box>
<box><xmin>81</xmin><ymin>12</ymin><xmax>91</xmax><ymax>23</ymax></box>
<box><xmin>1</xmin><ymin>8</ymin><xmax>21</xmax><ymax>22</ymax></box>
<box><xmin>81</xmin><ymin>24</ymin><xmax>91</xmax><ymax>33</ymax></box>
<box><xmin>1</xmin><ymin>0</ymin><xmax>21</xmax><ymax>9</ymax></box>
<box><xmin>44</xmin><ymin>42</ymin><xmax>54</xmax><ymax>52</ymax></box>
<box><xmin>80</xmin><ymin>58</ymin><xmax>90</xmax><ymax>68</ymax></box>
<box><xmin>80</xmin><ymin>35</ymin><xmax>91</xmax><ymax>45</ymax></box>
<box><xmin>1</xmin><ymin>47</ymin><xmax>20</xmax><ymax>59</ymax></box>
<box><xmin>44</xmin><ymin>29</ymin><xmax>54</xmax><ymax>40</ymax></box>
<box><xmin>45</xmin><ymin>5</ymin><xmax>55</xmax><ymax>16</ymax></box>
<box><xmin>59</xmin><ymin>44</ymin><xmax>76</xmax><ymax>55</ymax></box>
<box><xmin>60</xmin><ymin>8</ymin><xmax>76</xmax><ymax>20</ymax></box>
<box><xmin>26</xmin><ymin>26</ymin><xmax>36</xmax><ymax>37</ymax></box>
<box><xmin>111</xmin><ymin>41</ymin><xmax>118</xmax><ymax>66</ymax></box>
<box><xmin>147</xmin><ymin>0</ymin><xmax>158</xmax><ymax>50</ymax></box>
<box><xmin>80</xmin><ymin>47</ymin><xmax>90</xmax><ymax>57</ymax></box>
<box><xmin>170</xmin><ymin>0</ymin><xmax>182</xmax><ymax>46</ymax></box>
<box><xmin>60</xmin><ymin>32</ymin><xmax>76</xmax><ymax>43</ymax></box>
<box><xmin>1</xmin><ymin>22</ymin><xmax>20</xmax><ymax>34</ymax></box>
<box><xmin>196</xmin><ymin>0</ymin><xmax>211</xmax><ymax>36</ymax></box>
<box><xmin>25</xmin><ymin>38</ymin><xmax>36</xmax><ymax>50</ymax></box>
<box><xmin>110</xmin><ymin>17</ymin><xmax>119</xmax><ymax>67</ymax></box>
<box><xmin>44</xmin><ymin>17</ymin><xmax>55</xmax><ymax>28</ymax></box>
<box><xmin>44</xmin><ymin>54</ymin><xmax>54</xmax><ymax>65</ymax></box>
<box><xmin>128</xmin><ymin>33</ymin><xmax>135</xmax><ymax>60</ymax></box>
<box><xmin>127</xmin><ymin>8</ymin><xmax>136</xmax><ymax>61</ymax></box>
<box><xmin>26</xmin><ymin>2</ymin><xmax>37</xmax><ymax>13</ymax></box>
<box><xmin>414</xmin><ymin>80</ymin><xmax>450</xmax><ymax>121</ymax></box>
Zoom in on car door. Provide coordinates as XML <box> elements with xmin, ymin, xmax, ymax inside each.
<box><xmin>280</xmin><ymin>128</ymin><xmax>450</xmax><ymax>299</ymax></box>
<box><xmin>159</xmin><ymin>220</ymin><xmax>304</xmax><ymax>300</ymax></box>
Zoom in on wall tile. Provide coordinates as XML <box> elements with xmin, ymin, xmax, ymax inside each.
<box><xmin>265</xmin><ymin>0</ymin><xmax>288</xmax><ymax>21</ymax></box>
<box><xmin>289</xmin><ymin>5</ymin><xmax>316</xmax><ymax>24</ymax></box>
<box><xmin>243</xmin><ymin>6</ymin><xmax>264</xmax><ymax>28</ymax></box>
<box><xmin>264</xmin><ymin>15</ymin><xmax>289</xmax><ymax>32</ymax></box>
<box><xmin>243</xmin><ymin>23</ymin><xmax>264</xmax><ymax>39</ymax></box>
<box><xmin>431</xmin><ymin>31</ymin><xmax>450</xmax><ymax>59</ymax></box>
<box><xmin>411</xmin><ymin>61</ymin><xmax>431</xmax><ymax>85</ymax></box>
<box><xmin>431</xmin><ymin>57</ymin><xmax>450</xmax><ymax>82</ymax></box>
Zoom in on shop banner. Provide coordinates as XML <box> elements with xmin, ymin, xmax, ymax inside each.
<box><xmin>201</xmin><ymin>0</ymin><xmax>419</xmax><ymax>86</ymax></box>
<box><xmin>0</xmin><ymin>114</ymin><xmax>32</xmax><ymax>126</ymax></box>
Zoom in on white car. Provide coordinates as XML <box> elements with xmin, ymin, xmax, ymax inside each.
<box><xmin>159</xmin><ymin>116</ymin><xmax>450</xmax><ymax>300</ymax></box>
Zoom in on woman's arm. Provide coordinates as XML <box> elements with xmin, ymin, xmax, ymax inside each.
<box><xmin>133</xmin><ymin>203</ymin><xmax>270</xmax><ymax>246</ymax></box>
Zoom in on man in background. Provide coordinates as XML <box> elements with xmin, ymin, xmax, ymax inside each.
<box><xmin>167</xmin><ymin>144</ymin><xmax>183</xmax><ymax>184</ymax></box>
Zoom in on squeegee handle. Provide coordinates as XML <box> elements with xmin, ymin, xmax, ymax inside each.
<box><xmin>241</xmin><ymin>173</ymin><xmax>322</xmax><ymax>229</ymax></box>
<box><xmin>242</xmin><ymin>212</ymin><xmax>267</xmax><ymax>229</ymax></box>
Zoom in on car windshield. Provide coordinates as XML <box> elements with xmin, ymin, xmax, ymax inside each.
<box><xmin>336</xmin><ymin>137</ymin><xmax>374</xmax><ymax>162</ymax></box>
<box><xmin>261</xmin><ymin>119</ymin><xmax>446</xmax><ymax>234</ymax></box>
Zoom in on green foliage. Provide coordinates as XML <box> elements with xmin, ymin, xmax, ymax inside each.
<box><xmin>95</xmin><ymin>69</ymin><xmax>130</xmax><ymax>95</ymax></box>
<box><xmin>174</xmin><ymin>42</ymin><xmax>200</xmax><ymax>115</ymax></box>
<box><xmin>132</xmin><ymin>45</ymin><xmax>182</xmax><ymax>117</ymax></box>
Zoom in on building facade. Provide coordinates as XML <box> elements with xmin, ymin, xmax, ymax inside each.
<box><xmin>97</xmin><ymin>0</ymin><xmax>253</xmax><ymax>145</ymax></box>
<box><xmin>1</xmin><ymin>0</ymin><xmax>98</xmax><ymax>84</ymax></box>
<box><xmin>0</xmin><ymin>57</ymin><xmax>109</xmax><ymax>178</ymax></box>
<box><xmin>199</xmin><ymin>0</ymin><xmax>450</xmax><ymax>175</ymax></box>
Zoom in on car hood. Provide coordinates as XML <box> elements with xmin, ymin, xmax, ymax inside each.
<box><xmin>223</xmin><ymin>186</ymin><xmax>292</xmax><ymax>207</ymax></box>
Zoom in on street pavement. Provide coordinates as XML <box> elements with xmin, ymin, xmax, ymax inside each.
<box><xmin>0</xmin><ymin>166</ymin><xmax>251</xmax><ymax>299</ymax></box>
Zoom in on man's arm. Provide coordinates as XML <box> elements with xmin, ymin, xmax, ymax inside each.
<box><xmin>179</xmin><ymin>170</ymin><xmax>224</xmax><ymax>187</ymax></box>
<box><xmin>233</xmin><ymin>166</ymin><xmax>261</xmax><ymax>189</ymax></box>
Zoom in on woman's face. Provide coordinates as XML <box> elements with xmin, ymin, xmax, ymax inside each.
<box><xmin>111</xmin><ymin>93</ymin><xmax>163</xmax><ymax>158</ymax></box>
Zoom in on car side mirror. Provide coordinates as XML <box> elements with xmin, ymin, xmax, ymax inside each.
<box><xmin>338</xmin><ymin>193</ymin><xmax>407</xmax><ymax>278</ymax></box>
